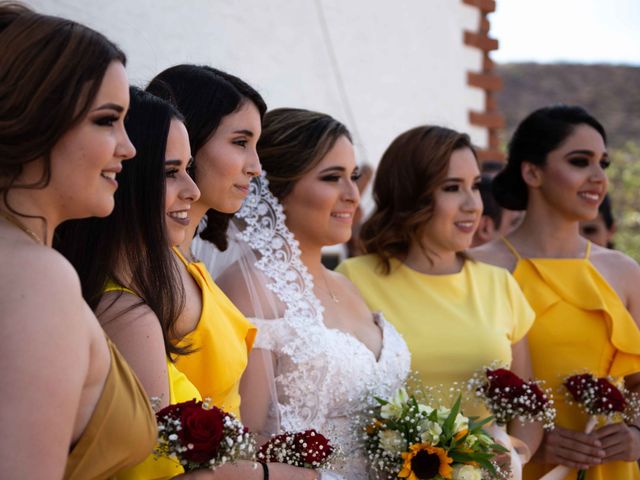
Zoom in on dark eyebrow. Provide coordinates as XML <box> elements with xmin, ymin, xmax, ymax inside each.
<box><xmin>92</xmin><ymin>103</ymin><xmax>125</xmax><ymax>113</ymax></box>
<box><xmin>164</xmin><ymin>159</ymin><xmax>183</xmax><ymax>166</ymax></box>
<box><xmin>233</xmin><ymin>129</ymin><xmax>254</xmax><ymax>137</ymax></box>
<box><xmin>442</xmin><ymin>175</ymin><xmax>481</xmax><ymax>183</ymax></box>
<box><xmin>318</xmin><ymin>166</ymin><xmax>346</xmax><ymax>175</ymax></box>
<box><xmin>565</xmin><ymin>149</ymin><xmax>608</xmax><ymax>158</ymax></box>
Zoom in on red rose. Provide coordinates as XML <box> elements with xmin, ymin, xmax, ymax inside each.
<box><xmin>564</xmin><ymin>374</ymin><xmax>598</xmax><ymax>402</ymax></box>
<box><xmin>257</xmin><ymin>433</ymin><xmax>291</xmax><ymax>462</ymax></box>
<box><xmin>177</xmin><ymin>401</ymin><xmax>225</xmax><ymax>464</ymax></box>
<box><xmin>594</xmin><ymin>378</ymin><xmax>626</xmax><ymax>413</ymax></box>
<box><xmin>485</xmin><ymin>368</ymin><xmax>527</xmax><ymax>403</ymax></box>
<box><xmin>294</xmin><ymin>429</ymin><xmax>334</xmax><ymax>465</ymax></box>
<box><xmin>524</xmin><ymin>381</ymin><xmax>548</xmax><ymax>413</ymax></box>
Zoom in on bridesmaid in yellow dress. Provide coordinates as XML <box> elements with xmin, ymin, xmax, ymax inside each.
<box><xmin>56</xmin><ymin>87</ymin><xmax>203</xmax><ymax>479</ymax></box>
<box><xmin>147</xmin><ymin>67</ymin><xmax>318</xmax><ymax>480</ymax></box>
<box><xmin>471</xmin><ymin>105</ymin><xmax>640</xmax><ymax>480</ymax></box>
<box><xmin>0</xmin><ymin>6</ymin><xmax>157</xmax><ymax>478</ymax></box>
<box><xmin>146</xmin><ymin>66</ymin><xmax>262</xmax><ymax>418</ymax></box>
<box><xmin>337</xmin><ymin>126</ymin><xmax>542</xmax><ymax>457</ymax></box>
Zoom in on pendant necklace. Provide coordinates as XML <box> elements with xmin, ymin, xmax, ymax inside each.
<box><xmin>320</xmin><ymin>268</ymin><xmax>340</xmax><ymax>304</ymax></box>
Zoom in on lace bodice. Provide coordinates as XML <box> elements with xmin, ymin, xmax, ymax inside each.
<box><xmin>252</xmin><ymin>313</ymin><xmax>410</xmax><ymax>479</ymax></box>
<box><xmin>229</xmin><ymin>174</ymin><xmax>411</xmax><ymax>479</ymax></box>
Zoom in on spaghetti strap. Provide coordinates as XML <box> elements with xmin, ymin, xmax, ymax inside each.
<box><xmin>173</xmin><ymin>246</ymin><xmax>189</xmax><ymax>265</ymax></box>
<box><xmin>500</xmin><ymin>236</ymin><xmax>522</xmax><ymax>261</ymax></box>
<box><xmin>585</xmin><ymin>240</ymin><xmax>592</xmax><ymax>259</ymax></box>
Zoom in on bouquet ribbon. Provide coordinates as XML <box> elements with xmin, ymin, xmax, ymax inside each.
<box><xmin>486</xmin><ymin>423</ymin><xmax>531</xmax><ymax>480</ymax></box>
<box><xmin>539</xmin><ymin>416</ymin><xmax>598</xmax><ymax>480</ymax></box>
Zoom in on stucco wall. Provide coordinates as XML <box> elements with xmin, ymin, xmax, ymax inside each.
<box><xmin>28</xmin><ymin>0</ymin><xmax>487</xmax><ymax>166</ymax></box>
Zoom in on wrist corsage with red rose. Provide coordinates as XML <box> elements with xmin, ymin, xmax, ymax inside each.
<box><xmin>468</xmin><ymin>366</ymin><xmax>556</xmax><ymax>430</ymax></box>
<box><xmin>257</xmin><ymin>429</ymin><xmax>336</xmax><ymax>469</ymax></box>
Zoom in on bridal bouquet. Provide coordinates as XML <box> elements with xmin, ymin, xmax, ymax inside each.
<box><xmin>257</xmin><ymin>429</ymin><xmax>336</xmax><ymax>469</ymax></box>
<box><xmin>468</xmin><ymin>367</ymin><xmax>556</xmax><ymax>430</ymax></box>
<box><xmin>363</xmin><ymin>387</ymin><xmax>509</xmax><ymax>480</ymax></box>
<box><xmin>154</xmin><ymin>398</ymin><xmax>255</xmax><ymax>471</ymax></box>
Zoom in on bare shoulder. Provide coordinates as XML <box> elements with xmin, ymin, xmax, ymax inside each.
<box><xmin>590</xmin><ymin>244</ymin><xmax>640</xmax><ymax>278</ymax></box>
<box><xmin>1</xmin><ymin>244</ymin><xmax>86</xmax><ymax>330</ymax></box>
<box><xmin>97</xmin><ymin>293</ymin><xmax>171</xmax><ymax>406</ymax></box>
<box><xmin>468</xmin><ymin>238</ymin><xmax>518</xmax><ymax>272</ymax></box>
<box><xmin>216</xmin><ymin>261</ymin><xmax>284</xmax><ymax>318</ymax></box>
<box><xmin>589</xmin><ymin>244</ymin><xmax>640</xmax><ymax>309</ymax></box>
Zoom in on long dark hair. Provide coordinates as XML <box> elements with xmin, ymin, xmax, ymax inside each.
<box><xmin>147</xmin><ymin>65</ymin><xmax>267</xmax><ymax>250</ymax></box>
<box><xmin>54</xmin><ymin>88</ymin><xmax>188</xmax><ymax>359</ymax></box>
<box><xmin>493</xmin><ymin>105</ymin><xmax>607</xmax><ymax>210</ymax></box>
<box><xmin>0</xmin><ymin>3</ymin><xmax>126</xmax><ymax>216</ymax></box>
<box><xmin>361</xmin><ymin>126</ymin><xmax>476</xmax><ymax>274</ymax></box>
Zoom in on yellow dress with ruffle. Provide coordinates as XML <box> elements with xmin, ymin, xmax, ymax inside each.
<box><xmin>173</xmin><ymin>247</ymin><xmax>256</xmax><ymax>417</ymax></box>
<box><xmin>501</xmin><ymin>239</ymin><xmax>640</xmax><ymax>480</ymax></box>
<box><xmin>104</xmin><ymin>283</ymin><xmax>202</xmax><ymax>480</ymax></box>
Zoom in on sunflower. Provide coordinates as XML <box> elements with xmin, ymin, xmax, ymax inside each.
<box><xmin>398</xmin><ymin>443</ymin><xmax>453</xmax><ymax>479</ymax></box>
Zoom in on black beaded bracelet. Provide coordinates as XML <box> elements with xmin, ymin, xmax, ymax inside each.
<box><xmin>259</xmin><ymin>461</ymin><xmax>269</xmax><ymax>480</ymax></box>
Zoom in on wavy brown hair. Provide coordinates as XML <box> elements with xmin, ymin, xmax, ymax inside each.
<box><xmin>0</xmin><ymin>3</ymin><xmax>126</xmax><ymax>218</ymax></box>
<box><xmin>360</xmin><ymin>125</ymin><xmax>475</xmax><ymax>274</ymax></box>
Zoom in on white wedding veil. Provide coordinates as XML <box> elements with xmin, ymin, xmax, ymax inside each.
<box><xmin>192</xmin><ymin>172</ymin><xmax>327</xmax><ymax>442</ymax></box>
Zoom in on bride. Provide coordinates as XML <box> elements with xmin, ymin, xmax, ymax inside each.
<box><xmin>201</xmin><ymin>108</ymin><xmax>410</xmax><ymax>479</ymax></box>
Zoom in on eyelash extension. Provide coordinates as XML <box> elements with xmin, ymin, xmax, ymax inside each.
<box><xmin>165</xmin><ymin>168</ymin><xmax>179</xmax><ymax>178</ymax></box>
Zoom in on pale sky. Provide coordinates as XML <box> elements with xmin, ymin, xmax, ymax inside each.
<box><xmin>490</xmin><ymin>0</ymin><xmax>640</xmax><ymax>65</ymax></box>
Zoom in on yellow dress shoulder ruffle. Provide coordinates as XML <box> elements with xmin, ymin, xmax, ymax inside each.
<box><xmin>173</xmin><ymin>247</ymin><xmax>256</xmax><ymax>417</ymax></box>
<box><xmin>500</xmin><ymin>239</ymin><xmax>640</xmax><ymax>480</ymax></box>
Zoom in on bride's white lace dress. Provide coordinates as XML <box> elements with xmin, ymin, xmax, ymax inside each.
<box><xmin>225</xmin><ymin>174</ymin><xmax>411</xmax><ymax>480</ymax></box>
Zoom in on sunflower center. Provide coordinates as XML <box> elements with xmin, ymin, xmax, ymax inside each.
<box><xmin>411</xmin><ymin>450</ymin><xmax>441</xmax><ymax>478</ymax></box>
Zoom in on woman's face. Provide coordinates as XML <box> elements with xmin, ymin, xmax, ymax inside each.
<box><xmin>420</xmin><ymin>147</ymin><xmax>482</xmax><ymax>255</ymax></box>
<box><xmin>193</xmin><ymin>101</ymin><xmax>262</xmax><ymax>213</ymax></box>
<box><xmin>282</xmin><ymin>135</ymin><xmax>359</xmax><ymax>249</ymax></box>
<box><xmin>164</xmin><ymin>119</ymin><xmax>200</xmax><ymax>246</ymax></box>
<box><xmin>49</xmin><ymin>61</ymin><xmax>135</xmax><ymax>220</ymax></box>
<box><xmin>531</xmin><ymin>124</ymin><xmax>608</xmax><ymax>221</ymax></box>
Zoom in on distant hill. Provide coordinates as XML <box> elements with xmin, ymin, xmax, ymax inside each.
<box><xmin>496</xmin><ymin>63</ymin><xmax>640</xmax><ymax>148</ymax></box>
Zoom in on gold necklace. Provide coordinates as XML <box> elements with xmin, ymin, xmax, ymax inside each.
<box><xmin>0</xmin><ymin>210</ymin><xmax>43</xmax><ymax>245</ymax></box>
<box><xmin>320</xmin><ymin>268</ymin><xmax>340</xmax><ymax>304</ymax></box>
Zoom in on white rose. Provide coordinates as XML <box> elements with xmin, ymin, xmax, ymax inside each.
<box><xmin>452</xmin><ymin>464</ymin><xmax>482</xmax><ymax>480</ymax></box>
<box><xmin>436</xmin><ymin>406</ymin><xmax>451</xmax><ymax>422</ymax></box>
<box><xmin>419</xmin><ymin>420</ymin><xmax>442</xmax><ymax>445</ymax></box>
<box><xmin>378</xmin><ymin>429</ymin><xmax>406</xmax><ymax>454</ymax></box>
<box><xmin>453</xmin><ymin>413</ymin><xmax>469</xmax><ymax>433</ymax></box>
<box><xmin>463</xmin><ymin>434</ymin><xmax>477</xmax><ymax>448</ymax></box>
<box><xmin>417</xmin><ymin>404</ymin><xmax>434</xmax><ymax>416</ymax></box>
<box><xmin>380</xmin><ymin>388</ymin><xmax>409</xmax><ymax>419</ymax></box>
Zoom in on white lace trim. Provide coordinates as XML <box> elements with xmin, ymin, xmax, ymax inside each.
<box><xmin>234</xmin><ymin>172</ymin><xmax>326</xmax><ymax>363</ymax></box>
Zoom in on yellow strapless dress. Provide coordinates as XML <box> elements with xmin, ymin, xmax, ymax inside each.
<box><xmin>63</xmin><ymin>337</ymin><xmax>157</xmax><ymax>479</ymax></box>
<box><xmin>501</xmin><ymin>239</ymin><xmax>640</xmax><ymax>480</ymax></box>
